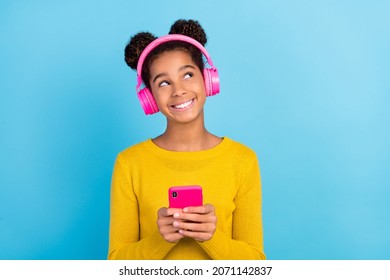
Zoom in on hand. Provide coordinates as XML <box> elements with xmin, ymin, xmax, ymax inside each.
<box><xmin>157</xmin><ymin>207</ymin><xmax>185</xmax><ymax>243</ymax></box>
<box><xmin>172</xmin><ymin>204</ymin><xmax>217</xmax><ymax>242</ymax></box>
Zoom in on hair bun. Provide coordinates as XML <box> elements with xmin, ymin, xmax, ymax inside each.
<box><xmin>124</xmin><ymin>32</ymin><xmax>157</xmax><ymax>70</ymax></box>
<box><xmin>169</xmin><ymin>19</ymin><xmax>207</xmax><ymax>46</ymax></box>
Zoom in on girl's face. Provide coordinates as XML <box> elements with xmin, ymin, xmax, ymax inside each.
<box><xmin>149</xmin><ymin>49</ymin><xmax>206</xmax><ymax>125</ymax></box>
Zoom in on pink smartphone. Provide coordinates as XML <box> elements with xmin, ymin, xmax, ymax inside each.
<box><xmin>168</xmin><ymin>185</ymin><xmax>203</xmax><ymax>208</ymax></box>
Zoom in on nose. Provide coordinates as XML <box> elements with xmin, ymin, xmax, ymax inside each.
<box><xmin>172</xmin><ymin>80</ymin><xmax>186</xmax><ymax>97</ymax></box>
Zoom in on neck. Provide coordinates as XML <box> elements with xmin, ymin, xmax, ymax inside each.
<box><xmin>153</xmin><ymin>116</ymin><xmax>221</xmax><ymax>152</ymax></box>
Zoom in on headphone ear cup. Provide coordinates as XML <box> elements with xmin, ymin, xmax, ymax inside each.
<box><xmin>137</xmin><ymin>88</ymin><xmax>159</xmax><ymax>115</ymax></box>
<box><xmin>203</xmin><ymin>68</ymin><xmax>220</xmax><ymax>96</ymax></box>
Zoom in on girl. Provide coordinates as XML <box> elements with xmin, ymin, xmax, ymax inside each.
<box><xmin>108</xmin><ymin>19</ymin><xmax>265</xmax><ymax>260</ymax></box>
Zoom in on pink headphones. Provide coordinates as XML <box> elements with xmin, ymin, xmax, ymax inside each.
<box><xmin>136</xmin><ymin>34</ymin><xmax>220</xmax><ymax>115</ymax></box>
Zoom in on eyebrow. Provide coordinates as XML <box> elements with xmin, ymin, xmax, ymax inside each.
<box><xmin>152</xmin><ymin>64</ymin><xmax>196</xmax><ymax>84</ymax></box>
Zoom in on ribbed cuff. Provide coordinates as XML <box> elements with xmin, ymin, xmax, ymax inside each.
<box><xmin>144</xmin><ymin>230</ymin><xmax>177</xmax><ymax>259</ymax></box>
<box><xmin>197</xmin><ymin>229</ymin><xmax>229</xmax><ymax>259</ymax></box>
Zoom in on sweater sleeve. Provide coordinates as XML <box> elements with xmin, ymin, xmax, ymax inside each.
<box><xmin>199</xmin><ymin>155</ymin><xmax>266</xmax><ymax>260</ymax></box>
<box><xmin>107</xmin><ymin>154</ymin><xmax>176</xmax><ymax>260</ymax></box>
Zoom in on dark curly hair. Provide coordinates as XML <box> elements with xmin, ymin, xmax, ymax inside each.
<box><xmin>124</xmin><ymin>19</ymin><xmax>207</xmax><ymax>89</ymax></box>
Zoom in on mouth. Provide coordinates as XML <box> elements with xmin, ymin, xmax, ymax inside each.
<box><xmin>171</xmin><ymin>99</ymin><xmax>194</xmax><ymax>110</ymax></box>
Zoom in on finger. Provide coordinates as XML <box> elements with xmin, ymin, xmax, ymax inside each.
<box><xmin>175</xmin><ymin>213</ymin><xmax>203</xmax><ymax>223</ymax></box>
<box><xmin>163</xmin><ymin>232</ymin><xmax>185</xmax><ymax>243</ymax></box>
<box><xmin>166</xmin><ymin>208</ymin><xmax>183</xmax><ymax>216</ymax></box>
<box><xmin>183</xmin><ymin>204</ymin><xmax>215</xmax><ymax>214</ymax></box>
<box><xmin>158</xmin><ymin>207</ymin><xmax>182</xmax><ymax>217</ymax></box>
<box><xmin>159</xmin><ymin>224</ymin><xmax>182</xmax><ymax>235</ymax></box>
<box><xmin>157</xmin><ymin>216</ymin><xmax>176</xmax><ymax>227</ymax></box>
<box><xmin>176</xmin><ymin>212</ymin><xmax>217</xmax><ymax>224</ymax></box>
<box><xmin>158</xmin><ymin>207</ymin><xmax>170</xmax><ymax>217</ymax></box>
<box><xmin>174</xmin><ymin>220</ymin><xmax>215</xmax><ymax>232</ymax></box>
<box><xmin>178</xmin><ymin>229</ymin><xmax>214</xmax><ymax>242</ymax></box>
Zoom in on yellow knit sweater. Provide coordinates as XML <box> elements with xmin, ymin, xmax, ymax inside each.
<box><xmin>108</xmin><ymin>137</ymin><xmax>265</xmax><ymax>260</ymax></box>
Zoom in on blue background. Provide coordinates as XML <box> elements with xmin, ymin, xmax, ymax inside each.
<box><xmin>1</xmin><ymin>0</ymin><xmax>389</xmax><ymax>260</ymax></box>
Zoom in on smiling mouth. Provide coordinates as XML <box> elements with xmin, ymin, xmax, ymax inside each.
<box><xmin>171</xmin><ymin>99</ymin><xmax>194</xmax><ymax>109</ymax></box>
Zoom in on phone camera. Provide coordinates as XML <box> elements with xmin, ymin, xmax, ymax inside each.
<box><xmin>172</xmin><ymin>192</ymin><xmax>178</xmax><ymax>198</ymax></box>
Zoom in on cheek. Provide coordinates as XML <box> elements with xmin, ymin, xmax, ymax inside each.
<box><xmin>152</xmin><ymin>93</ymin><xmax>166</xmax><ymax>107</ymax></box>
<box><xmin>151</xmin><ymin>90</ymin><xmax>173</xmax><ymax>112</ymax></box>
<box><xmin>150</xmin><ymin>86</ymin><xmax>167</xmax><ymax>100</ymax></box>
<box><xmin>192</xmin><ymin>76</ymin><xmax>206</xmax><ymax>94</ymax></box>
<box><xmin>197</xmin><ymin>81</ymin><xmax>207</xmax><ymax>98</ymax></box>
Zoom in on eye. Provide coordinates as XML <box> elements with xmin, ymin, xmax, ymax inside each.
<box><xmin>159</xmin><ymin>80</ymin><xmax>169</xmax><ymax>87</ymax></box>
<box><xmin>184</xmin><ymin>72</ymin><xmax>194</xmax><ymax>80</ymax></box>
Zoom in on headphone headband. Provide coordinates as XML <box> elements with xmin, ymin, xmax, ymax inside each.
<box><xmin>136</xmin><ymin>34</ymin><xmax>216</xmax><ymax>90</ymax></box>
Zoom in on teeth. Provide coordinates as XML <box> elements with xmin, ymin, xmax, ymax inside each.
<box><xmin>173</xmin><ymin>99</ymin><xmax>193</xmax><ymax>109</ymax></box>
